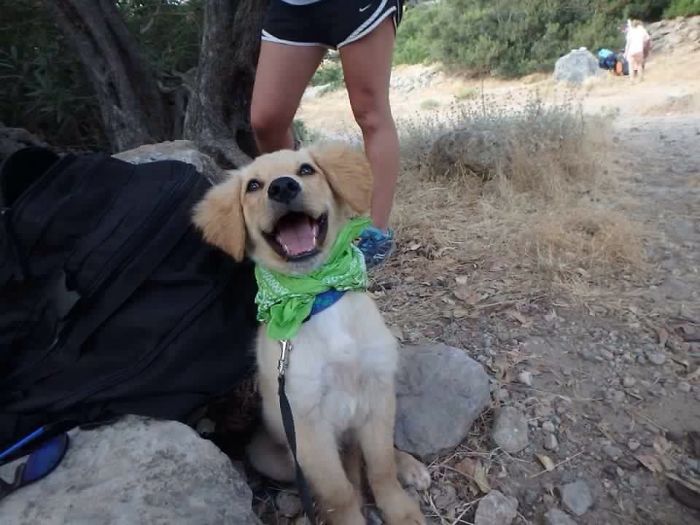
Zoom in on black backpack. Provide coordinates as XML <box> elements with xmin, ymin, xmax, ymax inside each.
<box><xmin>0</xmin><ymin>147</ymin><xmax>257</xmax><ymax>451</ymax></box>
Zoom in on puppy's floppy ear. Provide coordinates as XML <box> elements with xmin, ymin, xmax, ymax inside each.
<box><xmin>309</xmin><ymin>143</ymin><xmax>372</xmax><ymax>214</ymax></box>
<box><xmin>192</xmin><ymin>172</ymin><xmax>246</xmax><ymax>261</ymax></box>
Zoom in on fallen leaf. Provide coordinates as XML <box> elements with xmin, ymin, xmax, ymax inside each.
<box><xmin>490</xmin><ymin>357</ymin><xmax>512</xmax><ymax>383</ymax></box>
<box><xmin>455</xmin><ymin>457</ymin><xmax>477</xmax><ymax>478</ymax></box>
<box><xmin>452</xmin><ymin>308</ymin><xmax>471</xmax><ymax>319</ymax></box>
<box><xmin>653</xmin><ymin>435</ymin><xmax>672</xmax><ymax>456</ymax></box>
<box><xmin>508</xmin><ymin>309</ymin><xmax>533</xmax><ymax>328</ymax></box>
<box><xmin>488</xmin><ymin>260</ymin><xmax>507</xmax><ymax>272</ymax></box>
<box><xmin>656</xmin><ymin>327</ymin><xmax>669</xmax><ymax>347</ymax></box>
<box><xmin>686</xmin><ymin>367</ymin><xmax>700</xmax><ymax>381</ymax></box>
<box><xmin>473</xmin><ymin>461</ymin><xmax>492</xmax><ymax>494</ymax></box>
<box><xmin>537</xmin><ymin>454</ymin><xmax>556</xmax><ymax>472</ymax></box>
<box><xmin>454</xmin><ymin>285</ymin><xmax>482</xmax><ymax>305</ymax></box>
<box><xmin>408</xmin><ymin>242</ymin><xmax>421</xmax><ymax>252</ymax></box>
<box><xmin>671</xmin><ymin>356</ymin><xmax>690</xmax><ymax>370</ymax></box>
<box><xmin>666</xmin><ymin>472</ymin><xmax>700</xmax><ymax>510</ymax></box>
<box><xmin>673</xmin><ymin>323</ymin><xmax>700</xmax><ymax>342</ymax></box>
<box><xmin>635</xmin><ymin>454</ymin><xmax>664</xmax><ymax>474</ymax></box>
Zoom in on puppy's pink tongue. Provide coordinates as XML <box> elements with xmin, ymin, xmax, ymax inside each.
<box><xmin>275</xmin><ymin>214</ymin><xmax>317</xmax><ymax>256</ymax></box>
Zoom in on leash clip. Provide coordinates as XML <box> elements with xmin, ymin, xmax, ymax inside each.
<box><xmin>277</xmin><ymin>339</ymin><xmax>292</xmax><ymax>377</ymax></box>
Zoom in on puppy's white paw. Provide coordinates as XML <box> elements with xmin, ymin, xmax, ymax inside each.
<box><xmin>395</xmin><ymin>449</ymin><xmax>431</xmax><ymax>491</ymax></box>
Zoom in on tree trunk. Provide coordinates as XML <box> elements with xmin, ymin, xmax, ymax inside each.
<box><xmin>184</xmin><ymin>0</ymin><xmax>269</xmax><ymax>168</ymax></box>
<box><xmin>43</xmin><ymin>0</ymin><xmax>173</xmax><ymax>152</ymax></box>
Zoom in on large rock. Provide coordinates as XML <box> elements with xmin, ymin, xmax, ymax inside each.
<box><xmin>394</xmin><ymin>344</ymin><xmax>491</xmax><ymax>458</ymax></box>
<box><xmin>427</xmin><ymin>128</ymin><xmax>508</xmax><ymax>179</ymax></box>
<box><xmin>114</xmin><ymin>140</ymin><xmax>229</xmax><ymax>183</ymax></box>
<box><xmin>648</xmin><ymin>17</ymin><xmax>700</xmax><ymax>54</ymax></box>
<box><xmin>554</xmin><ymin>48</ymin><xmax>603</xmax><ymax>85</ymax></box>
<box><xmin>0</xmin><ymin>416</ymin><xmax>260</xmax><ymax>525</ymax></box>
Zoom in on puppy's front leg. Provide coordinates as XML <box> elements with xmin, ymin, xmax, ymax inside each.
<box><xmin>296</xmin><ymin>421</ymin><xmax>364</xmax><ymax>525</ymax></box>
<box><xmin>358</xmin><ymin>388</ymin><xmax>425</xmax><ymax>525</ymax></box>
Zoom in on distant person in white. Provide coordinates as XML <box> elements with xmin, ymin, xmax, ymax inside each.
<box><xmin>625</xmin><ymin>19</ymin><xmax>652</xmax><ymax>82</ymax></box>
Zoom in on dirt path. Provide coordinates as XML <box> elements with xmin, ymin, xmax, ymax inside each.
<box><xmin>293</xmin><ymin>51</ymin><xmax>700</xmax><ymax>524</ymax></box>
<box><xmin>484</xmin><ymin>114</ymin><xmax>700</xmax><ymax>524</ymax></box>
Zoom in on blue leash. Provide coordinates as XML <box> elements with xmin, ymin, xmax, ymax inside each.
<box><xmin>0</xmin><ymin>426</ymin><xmax>48</xmax><ymax>463</ymax></box>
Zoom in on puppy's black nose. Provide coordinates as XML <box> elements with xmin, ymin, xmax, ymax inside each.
<box><xmin>268</xmin><ymin>177</ymin><xmax>301</xmax><ymax>204</ymax></box>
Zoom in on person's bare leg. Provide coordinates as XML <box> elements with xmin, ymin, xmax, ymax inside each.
<box><xmin>251</xmin><ymin>41</ymin><xmax>327</xmax><ymax>153</ymax></box>
<box><xmin>339</xmin><ymin>19</ymin><xmax>398</xmax><ymax>230</ymax></box>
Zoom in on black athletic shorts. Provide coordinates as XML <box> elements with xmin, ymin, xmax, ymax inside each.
<box><xmin>262</xmin><ymin>0</ymin><xmax>404</xmax><ymax>49</ymax></box>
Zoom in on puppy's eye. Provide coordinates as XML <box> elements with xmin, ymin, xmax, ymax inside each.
<box><xmin>246</xmin><ymin>179</ymin><xmax>263</xmax><ymax>193</ymax></box>
<box><xmin>297</xmin><ymin>163</ymin><xmax>315</xmax><ymax>177</ymax></box>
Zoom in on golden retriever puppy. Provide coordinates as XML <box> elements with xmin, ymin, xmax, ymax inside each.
<box><xmin>193</xmin><ymin>144</ymin><xmax>428</xmax><ymax>525</ymax></box>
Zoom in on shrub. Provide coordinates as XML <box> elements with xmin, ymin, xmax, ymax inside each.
<box><xmin>390</xmin><ymin>95</ymin><xmax>642</xmax><ymax>299</ymax></box>
<box><xmin>394</xmin><ymin>4</ymin><xmax>438</xmax><ymax>64</ymax></box>
<box><xmin>394</xmin><ymin>0</ymin><xmax>676</xmax><ymax>77</ymax></box>
<box><xmin>664</xmin><ymin>0</ymin><xmax>700</xmax><ymax>17</ymax></box>
<box><xmin>310</xmin><ymin>61</ymin><xmax>344</xmax><ymax>91</ymax></box>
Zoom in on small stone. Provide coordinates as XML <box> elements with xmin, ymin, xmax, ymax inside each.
<box><xmin>560</xmin><ymin>479</ymin><xmax>594</xmax><ymax>516</ymax></box>
<box><xmin>604</xmin><ymin>444</ymin><xmax>623</xmax><ymax>461</ymax></box>
<box><xmin>607</xmin><ymin>389</ymin><xmax>625</xmax><ymax>404</ymax></box>
<box><xmin>430</xmin><ymin>483</ymin><xmax>457</xmax><ymax>511</ymax></box>
<box><xmin>599</xmin><ymin>349</ymin><xmax>615</xmax><ymax>360</ymax></box>
<box><xmin>679</xmin><ymin>381</ymin><xmax>692</xmax><ymax>393</ymax></box>
<box><xmin>602</xmin><ymin>464</ymin><xmax>617</xmax><ymax>478</ymax></box>
<box><xmin>628</xmin><ymin>474</ymin><xmax>641</xmax><ymax>488</ymax></box>
<box><xmin>544</xmin><ymin>434</ymin><xmax>559</xmax><ymax>451</ymax></box>
<box><xmin>622</xmin><ymin>376</ymin><xmax>637</xmax><ymax>388</ymax></box>
<box><xmin>627</xmin><ymin>439</ymin><xmax>641</xmax><ymax>451</ymax></box>
<box><xmin>517</xmin><ymin>370</ymin><xmax>533</xmax><ymax>386</ymax></box>
<box><xmin>535</xmin><ymin>404</ymin><xmax>554</xmax><ymax>419</ymax></box>
<box><xmin>544</xmin><ymin>508</ymin><xmax>578</xmax><ymax>525</ymax></box>
<box><xmin>492</xmin><ymin>407</ymin><xmax>530</xmax><ymax>454</ymax></box>
<box><xmin>647</xmin><ymin>351</ymin><xmax>667</xmax><ymax>365</ymax></box>
<box><xmin>276</xmin><ymin>492</ymin><xmax>302</xmax><ymax>518</ymax></box>
<box><xmin>474</xmin><ymin>490</ymin><xmax>519</xmax><ymax>525</ymax></box>
<box><xmin>542</xmin><ymin>421</ymin><xmax>556</xmax><ymax>434</ymax></box>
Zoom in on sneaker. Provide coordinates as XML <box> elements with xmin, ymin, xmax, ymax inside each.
<box><xmin>357</xmin><ymin>226</ymin><xmax>395</xmax><ymax>269</ymax></box>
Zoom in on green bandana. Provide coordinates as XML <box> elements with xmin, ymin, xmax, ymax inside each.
<box><xmin>255</xmin><ymin>216</ymin><xmax>371</xmax><ymax>340</ymax></box>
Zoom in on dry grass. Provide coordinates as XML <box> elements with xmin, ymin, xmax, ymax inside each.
<box><xmin>385</xmin><ymin>95</ymin><xmax>645</xmax><ymax>309</ymax></box>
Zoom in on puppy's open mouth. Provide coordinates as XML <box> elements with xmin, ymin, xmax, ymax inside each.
<box><xmin>264</xmin><ymin>212</ymin><xmax>328</xmax><ymax>261</ymax></box>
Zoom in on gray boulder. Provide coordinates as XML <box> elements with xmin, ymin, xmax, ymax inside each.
<box><xmin>554</xmin><ymin>48</ymin><xmax>603</xmax><ymax>85</ymax></box>
<box><xmin>395</xmin><ymin>344</ymin><xmax>491</xmax><ymax>458</ymax></box>
<box><xmin>0</xmin><ymin>416</ymin><xmax>260</xmax><ymax>525</ymax></box>
<box><xmin>114</xmin><ymin>140</ymin><xmax>229</xmax><ymax>183</ymax></box>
